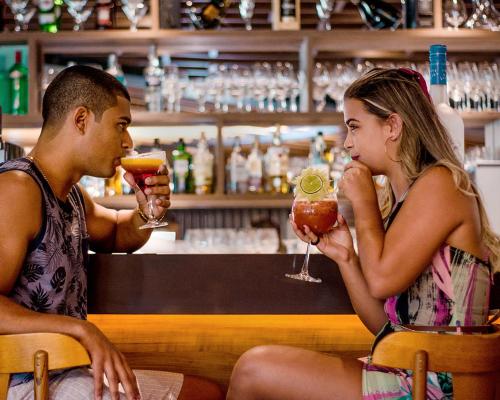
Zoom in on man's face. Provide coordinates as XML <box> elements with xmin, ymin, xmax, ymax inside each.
<box><xmin>85</xmin><ymin>96</ymin><xmax>133</xmax><ymax>178</ymax></box>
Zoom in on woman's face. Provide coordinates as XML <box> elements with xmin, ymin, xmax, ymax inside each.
<box><xmin>343</xmin><ymin>98</ymin><xmax>389</xmax><ymax>175</ymax></box>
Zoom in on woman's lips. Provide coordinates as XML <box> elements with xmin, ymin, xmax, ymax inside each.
<box><xmin>351</xmin><ymin>156</ymin><xmax>360</xmax><ymax>161</ymax></box>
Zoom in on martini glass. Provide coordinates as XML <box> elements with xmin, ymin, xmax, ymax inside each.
<box><xmin>121</xmin><ymin>151</ymin><xmax>169</xmax><ymax>230</ymax></box>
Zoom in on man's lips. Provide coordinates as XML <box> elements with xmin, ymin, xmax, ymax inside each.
<box><xmin>351</xmin><ymin>156</ymin><xmax>360</xmax><ymax>161</ymax></box>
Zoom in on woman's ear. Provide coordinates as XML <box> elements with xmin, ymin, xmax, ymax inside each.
<box><xmin>385</xmin><ymin>113</ymin><xmax>403</xmax><ymax>142</ymax></box>
<box><xmin>73</xmin><ymin>106</ymin><xmax>90</xmax><ymax>135</ymax></box>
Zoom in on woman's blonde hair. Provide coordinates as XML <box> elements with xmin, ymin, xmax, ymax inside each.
<box><xmin>344</xmin><ymin>67</ymin><xmax>499</xmax><ymax>272</ymax></box>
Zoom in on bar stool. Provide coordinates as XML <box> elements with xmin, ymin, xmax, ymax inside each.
<box><xmin>371</xmin><ymin>325</ymin><xmax>500</xmax><ymax>400</ymax></box>
<box><xmin>0</xmin><ymin>332</ymin><xmax>90</xmax><ymax>400</ymax></box>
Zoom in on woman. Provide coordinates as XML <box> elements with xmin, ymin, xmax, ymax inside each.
<box><xmin>226</xmin><ymin>68</ymin><xmax>499</xmax><ymax>400</ymax></box>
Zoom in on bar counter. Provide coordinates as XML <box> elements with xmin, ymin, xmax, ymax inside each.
<box><xmin>88</xmin><ymin>254</ymin><xmax>500</xmax><ymax>314</ymax></box>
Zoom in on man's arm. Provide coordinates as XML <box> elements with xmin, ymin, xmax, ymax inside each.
<box><xmin>0</xmin><ymin>171</ymin><xmax>139</xmax><ymax>400</ymax></box>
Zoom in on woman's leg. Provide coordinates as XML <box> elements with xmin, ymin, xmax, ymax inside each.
<box><xmin>227</xmin><ymin>345</ymin><xmax>363</xmax><ymax>400</ymax></box>
<box><xmin>178</xmin><ymin>376</ymin><xmax>225</xmax><ymax>400</ymax></box>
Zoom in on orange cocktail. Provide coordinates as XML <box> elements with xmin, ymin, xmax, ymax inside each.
<box><xmin>292</xmin><ymin>198</ymin><xmax>338</xmax><ymax>236</ymax></box>
<box><xmin>121</xmin><ymin>157</ymin><xmax>163</xmax><ymax>192</ymax></box>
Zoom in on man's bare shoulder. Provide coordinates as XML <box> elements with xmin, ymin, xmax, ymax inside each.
<box><xmin>0</xmin><ymin>170</ymin><xmax>42</xmax><ymax>212</ymax></box>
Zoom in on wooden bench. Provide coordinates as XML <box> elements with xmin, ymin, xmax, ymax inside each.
<box><xmin>88</xmin><ymin>314</ymin><xmax>374</xmax><ymax>388</ymax></box>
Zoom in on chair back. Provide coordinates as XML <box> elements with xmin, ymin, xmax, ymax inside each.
<box><xmin>0</xmin><ymin>333</ymin><xmax>91</xmax><ymax>400</ymax></box>
<box><xmin>371</xmin><ymin>325</ymin><xmax>500</xmax><ymax>400</ymax></box>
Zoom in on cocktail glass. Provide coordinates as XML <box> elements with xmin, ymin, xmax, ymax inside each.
<box><xmin>286</xmin><ymin>168</ymin><xmax>338</xmax><ymax>283</ymax></box>
<box><xmin>121</xmin><ymin>151</ymin><xmax>169</xmax><ymax>230</ymax></box>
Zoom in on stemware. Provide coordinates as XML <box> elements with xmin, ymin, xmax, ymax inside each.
<box><xmin>121</xmin><ymin>151</ymin><xmax>169</xmax><ymax>230</ymax></box>
<box><xmin>286</xmin><ymin>194</ymin><xmax>338</xmax><ymax>283</ymax></box>
<box><xmin>444</xmin><ymin>0</ymin><xmax>468</xmax><ymax>29</ymax></box>
<box><xmin>5</xmin><ymin>0</ymin><xmax>35</xmax><ymax>32</ymax></box>
<box><xmin>121</xmin><ymin>0</ymin><xmax>148</xmax><ymax>31</ymax></box>
<box><xmin>239</xmin><ymin>0</ymin><xmax>255</xmax><ymax>31</ymax></box>
<box><xmin>64</xmin><ymin>0</ymin><xmax>92</xmax><ymax>31</ymax></box>
<box><xmin>316</xmin><ymin>0</ymin><xmax>334</xmax><ymax>31</ymax></box>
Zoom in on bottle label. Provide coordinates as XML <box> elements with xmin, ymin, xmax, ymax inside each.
<box><xmin>39</xmin><ymin>0</ymin><xmax>54</xmax><ymax>12</ymax></box>
<box><xmin>174</xmin><ymin>159</ymin><xmax>189</xmax><ymax>176</ymax></box>
<box><xmin>97</xmin><ymin>7</ymin><xmax>112</xmax><ymax>25</ymax></box>
<box><xmin>39</xmin><ymin>13</ymin><xmax>56</xmax><ymax>24</ymax></box>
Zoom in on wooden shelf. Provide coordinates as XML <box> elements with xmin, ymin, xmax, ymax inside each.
<box><xmin>95</xmin><ymin>194</ymin><xmax>294</xmax><ymax>210</ymax></box>
<box><xmin>1</xmin><ymin>29</ymin><xmax>499</xmax><ymax>53</ymax></box>
<box><xmin>4</xmin><ymin>111</ymin><xmax>498</xmax><ymax>129</ymax></box>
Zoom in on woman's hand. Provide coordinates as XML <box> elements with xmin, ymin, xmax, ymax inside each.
<box><xmin>339</xmin><ymin>161</ymin><xmax>378</xmax><ymax>208</ymax></box>
<box><xmin>290</xmin><ymin>213</ymin><xmax>355</xmax><ymax>265</ymax></box>
<box><xmin>124</xmin><ymin>164</ymin><xmax>170</xmax><ymax>219</ymax></box>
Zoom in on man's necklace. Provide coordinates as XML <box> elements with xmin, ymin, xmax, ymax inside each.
<box><xmin>26</xmin><ymin>155</ymin><xmax>57</xmax><ymax>196</ymax></box>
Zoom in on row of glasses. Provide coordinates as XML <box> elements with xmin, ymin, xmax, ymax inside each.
<box><xmin>4</xmin><ymin>0</ymin><xmax>148</xmax><ymax>31</ymax></box>
<box><xmin>444</xmin><ymin>0</ymin><xmax>499</xmax><ymax>30</ymax></box>
<box><xmin>313</xmin><ymin>60</ymin><xmax>499</xmax><ymax>112</ymax></box>
<box><xmin>175</xmin><ymin>62</ymin><xmax>303</xmax><ymax>113</ymax></box>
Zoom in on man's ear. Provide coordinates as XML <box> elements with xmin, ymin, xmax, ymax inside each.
<box><xmin>73</xmin><ymin>106</ymin><xmax>91</xmax><ymax>135</ymax></box>
<box><xmin>385</xmin><ymin>113</ymin><xmax>403</xmax><ymax>142</ymax></box>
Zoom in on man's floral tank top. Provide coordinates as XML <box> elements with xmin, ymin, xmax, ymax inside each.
<box><xmin>0</xmin><ymin>157</ymin><xmax>89</xmax><ymax>387</ymax></box>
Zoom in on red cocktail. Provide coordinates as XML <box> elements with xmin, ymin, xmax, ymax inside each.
<box><xmin>292</xmin><ymin>199</ymin><xmax>338</xmax><ymax>236</ymax></box>
<box><xmin>120</xmin><ymin>157</ymin><xmax>163</xmax><ymax>192</ymax></box>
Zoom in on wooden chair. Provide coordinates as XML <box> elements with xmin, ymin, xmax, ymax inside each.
<box><xmin>0</xmin><ymin>333</ymin><xmax>91</xmax><ymax>400</ymax></box>
<box><xmin>371</xmin><ymin>325</ymin><xmax>500</xmax><ymax>400</ymax></box>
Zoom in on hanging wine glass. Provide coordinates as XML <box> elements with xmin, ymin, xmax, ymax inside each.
<box><xmin>5</xmin><ymin>0</ymin><xmax>35</xmax><ymax>31</ymax></box>
<box><xmin>465</xmin><ymin>0</ymin><xmax>497</xmax><ymax>30</ymax></box>
<box><xmin>444</xmin><ymin>0</ymin><xmax>468</xmax><ymax>29</ymax></box>
<box><xmin>239</xmin><ymin>0</ymin><xmax>255</xmax><ymax>30</ymax></box>
<box><xmin>316</xmin><ymin>0</ymin><xmax>334</xmax><ymax>31</ymax></box>
<box><xmin>121</xmin><ymin>0</ymin><xmax>148</xmax><ymax>31</ymax></box>
<box><xmin>64</xmin><ymin>0</ymin><xmax>92</xmax><ymax>31</ymax></box>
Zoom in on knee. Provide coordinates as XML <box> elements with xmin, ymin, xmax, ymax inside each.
<box><xmin>227</xmin><ymin>345</ymin><xmax>278</xmax><ymax>400</ymax></box>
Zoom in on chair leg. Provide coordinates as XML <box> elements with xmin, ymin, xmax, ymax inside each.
<box><xmin>34</xmin><ymin>350</ymin><xmax>48</xmax><ymax>400</ymax></box>
<box><xmin>0</xmin><ymin>374</ymin><xmax>9</xmax><ymax>400</ymax></box>
<box><xmin>413</xmin><ymin>350</ymin><xmax>428</xmax><ymax>400</ymax></box>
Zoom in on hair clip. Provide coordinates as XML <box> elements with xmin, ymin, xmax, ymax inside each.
<box><xmin>398</xmin><ymin>67</ymin><xmax>432</xmax><ymax>103</ymax></box>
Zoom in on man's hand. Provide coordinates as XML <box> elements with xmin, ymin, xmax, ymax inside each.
<box><xmin>78</xmin><ymin>321</ymin><xmax>140</xmax><ymax>400</ymax></box>
<box><xmin>124</xmin><ymin>164</ymin><xmax>171</xmax><ymax>220</ymax></box>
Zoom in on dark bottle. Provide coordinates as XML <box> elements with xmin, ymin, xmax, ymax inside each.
<box><xmin>187</xmin><ymin>0</ymin><xmax>232</xmax><ymax>29</ymax></box>
<box><xmin>401</xmin><ymin>0</ymin><xmax>418</xmax><ymax>28</ymax></box>
<box><xmin>352</xmin><ymin>0</ymin><xmax>401</xmax><ymax>30</ymax></box>
<box><xmin>95</xmin><ymin>0</ymin><xmax>115</xmax><ymax>29</ymax></box>
<box><xmin>9</xmin><ymin>51</ymin><xmax>28</xmax><ymax>116</ymax></box>
<box><xmin>172</xmin><ymin>138</ymin><xmax>193</xmax><ymax>194</ymax></box>
<box><xmin>0</xmin><ymin>0</ymin><xmax>5</xmax><ymax>33</ymax></box>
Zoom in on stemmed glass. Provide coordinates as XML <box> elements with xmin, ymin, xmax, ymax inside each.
<box><xmin>286</xmin><ymin>192</ymin><xmax>338</xmax><ymax>283</ymax></box>
<box><xmin>465</xmin><ymin>0</ymin><xmax>497</xmax><ymax>30</ymax></box>
<box><xmin>5</xmin><ymin>0</ymin><xmax>35</xmax><ymax>32</ymax></box>
<box><xmin>121</xmin><ymin>151</ymin><xmax>169</xmax><ymax>230</ymax></box>
<box><xmin>239</xmin><ymin>0</ymin><xmax>255</xmax><ymax>30</ymax></box>
<box><xmin>121</xmin><ymin>0</ymin><xmax>148</xmax><ymax>31</ymax></box>
<box><xmin>64</xmin><ymin>0</ymin><xmax>92</xmax><ymax>31</ymax></box>
<box><xmin>316</xmin><ymin>0</ymin><xmax>334</xmax><ymax>31</ymax></box>
<box><xmin>444</xmin><ymin>0</ymin><xmax>468</xmax><ymax>28</ymax></box>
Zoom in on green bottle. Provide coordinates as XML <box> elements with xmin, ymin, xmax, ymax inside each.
<box><xmin>38</xmin><ymin>0</ymin><xmax>62</xmax><ymax>33</ymax></box>
<box><xmin>9</xmin><ymin>51</ymin><xmax>28</xmax><ymax>116</ymax></box>
<box><xmin>172</xmin><ymin>138</ymin><xmax>193</xmax><ymax>194</ymax></box>
<box><xmin>0</xmin><ymin>54</ymin><xmax>10</xmax><ymax>114</ymax></box>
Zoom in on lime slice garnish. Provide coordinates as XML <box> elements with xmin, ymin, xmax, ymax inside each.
<box><xmin>299</xmin><ymin>174</ymin><xmax>323</xmax><ymax>194</ymax></box>
<box><xmin>293</xmin><ymin>167</ymin><xmax>331</xmax><ymax>201</ymax></box>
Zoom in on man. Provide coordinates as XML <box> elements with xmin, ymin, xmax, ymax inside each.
<box><xmin>0</xmin><ymin>66</ymin><xmax>223</xmax><ymax>400</ymax></box>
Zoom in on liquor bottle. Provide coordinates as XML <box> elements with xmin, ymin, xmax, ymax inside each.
<box><xmin>264</xmin><ymin>128</ymin><xmax>289</xmax><ymax>194</ymax></box>
<box><xmin>105</xmin><ymin>168</ymin><xmax>123</xmax><ymax>196</ymax></box>
<box><xmin>0</xmin><ymin>106</ymin><xmax>5</xmax><ymax>163</ymax></box>
<box><xmin>246</xmin><ymin>135</ymin><xmax>264</xmax><ymax>193</ymax></box>
<box><xmin>187</xmin><ymin>0</ymin><xmax>232</xmax><ymax>29</ymax></box>
<box><xmin>172</xmin><ymin>138</ymin><xmax>193</xmax><ymax>194</ymax></box>
<box><xmin>106</xmin><ymin>53</ymin><xmax>127</xmax><ymax>86</ymax></box>
<box><xmin>272</xmin><ymin>0</ymin><xmax>300</xmax><ymax>30</ymax></box>
<box><xmin>352</xmin><ymin>0</ymin><xmax>401</xmax><ymax>30</ymax></box>
<box><xmin>143</xmin><ymin>45</ymin><xmax>163</xmax><ymax>112</ymax></box>
<box><xmin>309</xmin><ymin>131</ymin><xmax>330</xmax><ymax>178</ymax></box>
<box><xmin>0</xmin><ymin>54</ymin><xmax>9</xmax><ymax>114</ymax></box>
<box><xmin>0</xmin><ymin>0</ymin><xmax>5</xmax><ymax>33</ymax></box>
<box><xmin>8</xmin><ymin>51</ymin><xmax>28</xmax><ymax>116</ymax></box>
<box><xmin>401</xmin><ymin>0</ymin><xmax>418</xmax><ymax>28</ymax></box>
<box><xmin>38</xmin><ymin>0</ymin><xmax>62</xmax><ymax>33</ymax></box>
<box><xmin>429</xmin><ymin>44</ymin><xmax>464</xmax><ymax>162</ymax></box>
<box><xmin>95</xmin><ymin>0</ymin><xmax>115</xmax><ymax>29</ymax></box>
<box><xmin>193</xmin><ymin>132</ymin><xmax>214</xmax><ymax>195</ymax></box>
<box><xmin>228</xmin><ymin>137</ymin><xmax>248</xmax><ymax>194</ymax></box>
